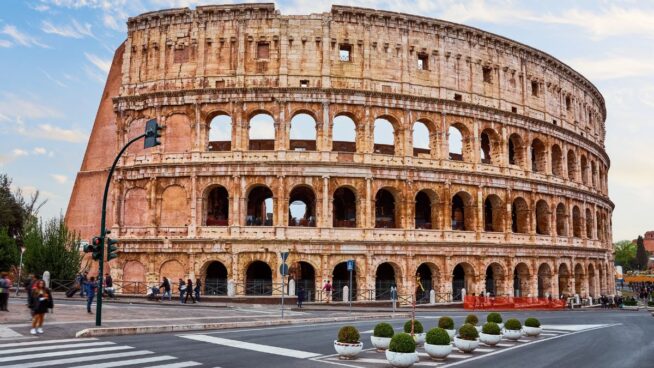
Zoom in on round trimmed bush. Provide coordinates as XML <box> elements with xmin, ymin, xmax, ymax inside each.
<box><xmin>504</xmin><ymin>319</ymin><xmax>522</xmax><ymax>331</ymax></box>
<box><xmin>373</xmin><ymin>322</ymin><xmax>395</xmax><ymax>338</ymax></box>
<box><xmin>486</xmin><ymin>312</ymin><xmax>502</xmax><ymax>324</ymax></box>
<box><xmin>404</xmin><ymin>319</ymin><xmax>424</xmax><ymax>334</ymax></box>
<box><xmin>438</xmin><ymin>316</ymin><xmax>454</xmax><ymax>330</ymax></box>
<box><xmin>464</xmin><ymin>314</ymin><xmax>479</xmax><ymax>326</ymax></box>
<box><xmin>481</xmin><ymin>322</ymin><xmax>501</xmax><ymax>335</ymax></box>
<box><xmin>524</xmin><ymin>318</ymin><xmax>541</xmax><ymax>328</ymax></box>
<box><xmin>425</xmin><ymin>328</ymin><xmax>451</xmax><ymax>345</ymax></box>
<box><xmin>389</xmin><ymin>333</ymin><xmax>416</xmax><ymax>353</ymax></box>
<box><xmin>337</xmin><ymin>325</ymin><xmax>360</xmax><ymax>343</ymax></box>
<box><xmin>458</xmin><ymin>323</ymin><xmax>479</xmax><ymax>341</ymax></box>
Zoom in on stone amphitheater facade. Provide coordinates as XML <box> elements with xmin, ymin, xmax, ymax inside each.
<box><xmin>67</xmin><ymin>4</ymin><xmax>614</xmax><ymax>301</ymax></box>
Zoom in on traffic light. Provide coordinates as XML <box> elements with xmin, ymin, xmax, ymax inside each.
<box><xmin>106</xmin><ymin>237</ymin><xmax>119</xmax><ymax>262</ymax></box>
<box><xmin>144</xmin><ymin>119</ymin><xmax>162</xmax><ymax>148</ymax></box>
<box><xmin>90</xmin><ymin>236</ymin><xmax>103</xmax><ymax>261</ymax></box>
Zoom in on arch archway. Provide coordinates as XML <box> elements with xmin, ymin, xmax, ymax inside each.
<box><xmin>333</xmin><ymin>187</ymin><xmax>356</xmax><ymax>227</ymax></box>
<box><xmin>290</xmin><ymin>261</ymin><xmax>316</xmax><ymax>301</ymax></box>
<box><xmin>508</xmin><ymin>133</ymin><xmax>526</xmax><ymax>167</ymax></box>
<box><xmin>556</xmin><ymin>203</ymin><xmax>567</xmax><ymax>236</ymax></box>
<box><xmin>585</xmin><ymin>208</ymin><xmax>594</xmax><ymax>238</ymax></box>
<box><xmin>245</xmin><ymin>261</ymin><xmax>272</xmax><ymax>295</ymax></box>
<box><xmin>412</xmin><ymin>122</ymin><xmax>430</xmax><ymax>156</ymax></box>
<box><xmin>417</xmin><ymin>263</ymin><xmax>440</xmax><ymax>298</ymax></box>
<box><xmin>452</xmin><ymin>191</ymin><xmax>474</xmax><ymax>231</ymax></box>
<box><xmin>123</xmin><ymin>188</ymin><xmax>149</xmax><ymax>227</ymax></box>
<box><xmin>558</xmin><ymin>264</ymin><xmax>571</xmax><ymax>297</ymax></box>
<box><xmin>551</xmin><ymin>144</ymin><xmax>563</xmax><ymax>176</ymax></box>
<box><xmin>452</xmin><ymin>262</ymin><xmax>474</xmax><ymax>301</ymax></box>
<box><xmin>332</xmin><ymin>262</ymin><xmax>357</xmax><ymax>301</ymax></box>
<box><xmin>288</xmin><ymin>186</ymin><xmax>316</xmax><ymax>227</ymax></box>
<box><xmin>535</xmin><ymin>200</ymin><xmax>551</xmax><ymax>235</ymax></box>
<box><xmin>448</xmin><ymin>126</ymin><xmax>464</xmax><ymax>161</ymax></box>
<box><xmin>375</xmin><ymin>262</ymin><xmax>399</xmax><ymax>300</ymax></box>
<box><xmin>572</xmin><ymin>206</ymin><xmax>582</xmax><ymax>238</ymax></box>
<box><xmin>513</xmin><ymin>263</ymin><xmax>531</xmax><ymax>297</ymax></box>
<box><xmin>581</xmin><ymin>155</ymin><xmax>589</xmax><ymax>185</ymax></box>
<box><xmin>375</xmin><ymin>189</ymin><xmax>397</xmax><ymax>228</ymax></box>
<box><xmin>332</xmin><ymin>115</ymin><xmax>356</xmax><ymax>152</ymax></box>
<box><xmin>161</xmin><ymin>186</ymin><xmax>188</xmax><ymax>227</ymax></box>
<box><xmin>208</xmin><ymin>114</ymin><xmax>231</xmax><ymax>151</ymax></box>
<box><xmin>249</xmin><ymin>113</ymin><xmax>275</xmax><ymax>150</ymax></box>
<box><xmin>574</xmin><ymin>263</ymin><xmax>585</xmax><ymax>296</ymax></box>
<box><xmin>480</xmin><ymin>128</ymin><xmax>500</xmax><ymax>165</ymax></box>
<box><xmin>160</xmin><ymin>260</ymin><xmax>185</xmax><ymax>289</ymax></box>
<box><xmin>567</xmin><ymin>150</ymin><xmax>578</xmax><ymax>181</ymax></box>
<box><xmin>206</xmin><ymin>186</ymin><xmax>229</xmax><ymax>226</ymax></box>
<box><xmin>484</xmin><ymin>194</ymin><xmax>504</xmax><ymax>232</ymax></box>
<box><xmin>123</xmin><ymin>261</ymin><xmax>146</xmax><ymax>294</ymax></box>
<box><xmin>512</xmin><ymin>197</ymin><xmax>529</xmax><ymax>233</ymax></box>
<box><xmin>246</xmin><ymin>186</ymin><xmax>273</xmax><ymax>226</ymax></box>
<box><xmin>537</xmin><ymin>263</ymin><xmax>552</xmax><ymax>297</ymax></box>
<box><xmin>415</xmin><ymin>190</ymin><xmax>433</xmax><ymax>229</ymax></box>
<box><xmin>485</xmin><ymin>263</ymin><xmax>506</xmax><ymax>296</ymax></box>
<box><xmin>531</xmin><ymin>138</ymin><xmax>546</xmax><ymax>172</ymax></box>
<box><xmin>204</xmin><ymin>261</ymin><xmax>228</xmax><ymax>295</ymax></box>
<box><xmin>373</xmin><ymin>118</ymin><xmax>396</xmax><ymax>155</ymax></box>
<box><xmin>588</xmin><ymin>264</ymin><xmax>597</xmax><ymax>297</ymax></box>
<box><xmin>289</xmin><ymin>113</ymin><xmax>317</xmax><ymax>151</ymax></box>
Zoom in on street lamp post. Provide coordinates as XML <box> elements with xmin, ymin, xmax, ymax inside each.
<box><xmin>15</xmin><ymin>244</ymin><xmax>25</xmax><ymax>297</ymax></box>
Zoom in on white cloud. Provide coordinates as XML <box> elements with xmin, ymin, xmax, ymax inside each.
<box><xmin>12</xmin><ymin>148</ymin><xmax>29</xmax><ymax>157</ymax></box>
<box><xmin>41</xmin><ymin>19</ymin><xmax>94</xmax><ymax>39</ymax></box>
<box><xmin>41</xmin><ymin>69</ymin><xmax>68</xmax><ymax>88</ymax></box>
<box><xmin>0</xmin><ymin>25</ymin><xmax>49</xmax><ymax>48</ymax></box>
<box><xmin>0</xmin><ymin>39</ymin><xmax>11</xmax><ymax>48</ymax></box>
<box><xmin>83</xmin><ymin>64</ymin><xmax>106</xmax><ymax>84</ymax></box>
<box><xmin>33</xmin><ymin>147</ymin><xmax>48</xmax><ymax>155</ymax></box>
<box><xmin>84</xmin><ymin>52</ymin><xmax>111</xmax><ymax>73</ymax></box>
<box><xmin>51</xmin><ymin>174</ymin><xmax>68</xmax><ymax>184</ymax></box>
<box><xmin>0</xmin><ymin>93</ymin><xmax>64</xmax><ymax>121</ymax></box>
<box><xmin>33</xmin><ymin>124</ymin><xmax>88</xmax><ymax>143</ymax></box>
<box><xmin>33</xmin><ymin>4</ymin><xmax>51</xmax><ymax>12</ymax></box>
<box><xmin>567</xmin><ymin>56</ymin><xmax>654</xmax><ymax>81</ymax></box>
<box><xmin>0</xmin><ymin>148</ymin><xmax>30</xmax><ymax>166</ymax></box>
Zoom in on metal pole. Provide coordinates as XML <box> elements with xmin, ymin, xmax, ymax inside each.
<box><xmin>348</xmin><ymin>268</ymin><xmax>352</xmax><ymax>315</ymax></box>
<box><xmin>15</xmin><ymin>249</ymin><xmax>23</xmax><ymax>296</ymax></box>
<box><xmin>281</xmin><ymin>272</ymin><xmax>285</xmax><ymax>319</ymax></box>
<box><xmin>96</xmin><ymin>133</ymin><xmax>146</xmax><ymax>327</ymax></box>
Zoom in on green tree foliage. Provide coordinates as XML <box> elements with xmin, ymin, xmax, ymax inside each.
<box><xmin>0</xmin><ymin>228</ymin><xmax>19</xmax><ymax>272</ymax></box>
<box><xmin>613</xmin><ymin>240</ymin><xmax>636</xmax><ymax>270</ymax></box>
<box><xmin>0</xmin><ymin>174</ymin><xmax>24</xmax><ymax>238</ymax></box>
<box><xmin>23</xmin><ymin>216</ymin><xmax>81</xmax><ymax>280</ymax></box>
<box><xmin>635</xmin><ymin>236</ymin><xmax>650</xmax><ymax>271</ymax></box>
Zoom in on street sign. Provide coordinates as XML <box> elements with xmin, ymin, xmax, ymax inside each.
<box><xmin>279</xmin><ymin>263</ymin><xmax>289</xmax><ymax>276</ymax></box>
<box><xmin>347</xmin><ymin>259</ymin><xmax>355</xmax><ymax>271</ymax></box>
<box><xmin>280</xmin><ymin>251</ymin><xmax>289</xmax><ymax>262</ymax></box>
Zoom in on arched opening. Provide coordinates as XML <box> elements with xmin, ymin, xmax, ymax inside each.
<box><xmin>375</xmin><ymin>189</ymin><xmax>397</xmax><ymax>228</ymax></box>
<box><xmin>375</xmin><ymin>262</ymin><xmax>398</xmax><ymax>300</ymax></box>
<box><xmin>508</xmin><ymin>133</ymin><xmax>525</xmax><ymax>167</ymax></box>
<box><xmin>572</xmin><ymin>206</ymin><xmax>582</xmax><ymax>238</ymax></box>
<box><xmin>412</xmin><ymin>122</ymin><xmax>430</xmax><ymax>156</ymax></box>
<box><xmin>535</xmin><ymin>200</ymin><xmax>551</xmax><ymax>235</ymax></box>
<box><xmin>123</xmin><ymin>188</ymin><xmax>149</xmax><ymax>227</ymax></box>
<box><xmin>206</xmin><ymin>186</ymin><xmax>229</xmax><ymax>226</ymax></box>
<box><xmin>290</xmin><ymin>261</ymin><xmax>316</xmax><ymax>301</ymax></box>
<box><xmin>551</xmin><ymin>144</ymin><xmax>563</xmax><ymax>176</ymax></box>
<box><xmin>289</xmin><ymin>113</ymin><xmax>317</xmax><ymax>151</ymax></box>
<box><xmin>161</xmin><ymin>186</ymin><xmax>188</xmax><ymax>227</ymax></box>
<box><xmin>122</xmin><ymin>261</ymin><xmax>146</xmax><ymax>294</ymax></box>
<box><xmin>588</xmin><ymin>264</ymin><xmax>597</xmax><ymax>297</ymax></box>
<box><xmin>537</xmin><ymin>263</ymin><xmax>552</xmax><ymax>298</ymax></box>
<box><xmin>452</xmin><ymin>192</ymin><xmax>474</xmax><ymax>231</ymax></box>
<box><xmin>246</xmin><ymin>186</ymin><xmax>273</xmax><ymax>226</ymax></box>
<box><xmin>485</xmin><ymin>263</ymin><xmax>506</xmax><ymax>296</ymax></box>
<box><xmin>332</xmin><ymin>115</ymin><xmax>356</xmax><ymax>152</ymax></box>
<box><xmin>332</xmin><ymin>262</ymin><xmax>357</xmax><ymax>301</ymax></box>
<box><xmin>415</xmin><ymin>190</ymin><xmax>432</xmax><ymax>229</ymax></box>
<box><xmin>574</xmin><ymin>263</ymin><xmax>585</xmax><ymax>296</ymax></box>
<box><xmin>245</xmin><ymin>261</ymin><xmax>272</xmax><ymax>295</ymax></box>
<box><xmin>558</xmin><ymin>264</ymin><xmax>571</xmax><ymax>298</ymax></box>
<box><xmin>448</xmin><ymin>126</ymin><xmax>464</xmax><ymax>161</ymax></box>
<box><xmin>333</xmin><ymin>187</ymin><xmax>356</xmax><ymax>227</ymax></box>
<box><xmin>208</xmin><ymin>114</ymin><xmax>232</xmax><ymax>151</ymax></box>
<box><xmin>484</xmin><ymin>195</ymin><xmax>504</xmax><ymax>232</ymax></box>
<box><xmin>596</xmin><ymin>211</ymin><xmax>604</xmax><ymax>241</ymax></box>
<box><xmin>416</xmin><ymin>263</ymin><xmax>439</xmax><ymax>299</ymax></box>
<box><xmin>204</xmin><ymin>261</ymin><xmax>228</xmax><ymax>295</ymax></box>
<box><xmin>248</xmin><ymin>113</ymin><xmax>275</xmax><ymax>150</ymax></box>
<box><xmin>288</xmin><ymin>186</ymin><xmax>316</xmax><ymax>227</ymax></box>
<box><xmin>513</xmin><ymin>263</ymin><xmax>531</xmax><ymax>297</ymax></box>
<box><xmin>580</xmin><ymin>155</ymin><xmax>589</xmax><ymax>185</ymax></box>
<box><xmin>452</xmin><ymin>263</ymin><xmax>474</xmax><ymax>301</ymax></box>
<box><xmin>373</xmin><ymin>118</ymin><xmax>395</xmax><ymax>155</ymax></box>
<box><xmin>585</xmin><ymin>208</ymin><xmax>593</xmax><ymax>238</ymax></box>
<box><xmin>567</xmin><ymin>150</ymin><xmax>577</xmax><ymax>181</ymax></box>
<box><xmin>556</xmin><ymin>203</ymin><xmax>567</xmax><ymax>236</ymax></box>
<box><xmin>164</xmin><ymin>114</ymin><xmax>191</xmax><ymax>153</ymax></box>
<box><xmin>160</xmin><ymin>260</ymin><xmax>185</xmax><ymax>288</ymax></box>
<box><xmin>591</xmin><ymin>161</ymin><xmax>597</xmax><ymax>188</ymax></box>
<box><xmin>512</xmin><ymin>197</ymin><xmax>529</xmax><ymax>233</ymax></box>
<box><xmin>531</xmin><ymin>138</ymin><xmax>546</xmax><ymax>172</ymax></box>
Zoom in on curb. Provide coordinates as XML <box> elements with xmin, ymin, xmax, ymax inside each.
<box><xmin>75</xmin><ymin>312</ymin><xmax>412</xmax><ymax>338</ymax></box>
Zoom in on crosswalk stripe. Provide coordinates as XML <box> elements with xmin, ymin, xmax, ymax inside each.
<box><xmin>179</xmin><ymin>334</ymin><xmax>322</xmax><ymax>359</ymax></box>
<box><xmin>0</xmin><ymin>338</ymin><xmax>98</xmax><ymax>348</ymax></box>
<box><xmin>142</xmin><ymin>362</ymin><xmax>203</xmax><ymax>368</ymax></box>
<box><xmin>0</xmin><ymin>341</ymin><xmax>113</xmax><ymax>355</ymax></box>
<box><xmin>1</xmin><ymin>350</ymin><xmax>154</xmax><ymax>368</ymax></box>
<box><xmin>69</xmin><ymin>355</ymin><xmax>177</xmax><ymax>368</ymax></box>
<box><xmin>0</xmin><ymin>346</ymin><xmax>132</xmax><ymax>363</ymax></box>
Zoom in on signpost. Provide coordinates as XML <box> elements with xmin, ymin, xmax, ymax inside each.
<box><xmin>280</xmin><ymin>251</ymin><xmax>289</xmax><ymax>319</ymax></box>
<box><xmin>347</xmin><ymin>259</ymin><xmax>354</xmax><ymax>314</ymax></box>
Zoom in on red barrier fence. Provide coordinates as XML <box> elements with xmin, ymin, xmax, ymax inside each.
<box><xmin>464</xmin><ymin>296</ymin><xmax>567</xmax><ymax>310</ymax></box>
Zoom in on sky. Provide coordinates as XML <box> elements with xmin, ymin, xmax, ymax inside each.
<box><xmin>0</xmin><ymin>0</ymin><xmax>652</xmax><ymax>242</ymax></box>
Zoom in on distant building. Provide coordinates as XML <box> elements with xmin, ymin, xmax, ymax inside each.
<box><xmin>644</xmin><ymin>231</ymin><xmax>654</xmax><ymax>252</ymax></box>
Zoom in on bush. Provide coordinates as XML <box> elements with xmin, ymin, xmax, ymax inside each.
<box><xmin>389</xmin><ymin>333</ymin><xmax>416</xmax><ymax>353</ymax></box>
<box><xmin>404</xmin><ymin>320</ymin><xmax>424</xmax><ymax>334</ymax></box>
<box><xmin>524</xmin><ymin>318</ymin><xmax>541</xmax><ymax>328</ymax></box>
<box><xmin>458</xmin><ymin>324</ymin><xmax>479</xmax><ymax>341</ymax></box>
<box><xmin>337</xmin><ymin>326</ymin><xmax>360</xmax><ymax>343</ymax></box>
<box><xmin>438</xmin><ymin>316</ymin><xmax>454</xmax><ymax>330</ymax></box>
<box><xmin>504</xmin><ymin>318</ymin><xmax>522</xmax><ymax>331</ymax></box>
<box><xmin>464</xmin><ymin>314</ymin><xmax>479</xmax><ymax>326</ymax></box>
<box><xmin>648</xmin><ymin>301</ymin><xmax>654</xmax><ymax>307</ymax></box>
<box><xmin>373</xmin><ymin>322</ymin><xmax>395</xmax><ymax>338</ymax></box>
<box><xmin>623</xmin><ymin>299</ymin><xmax>638</xmax><ymax>306</ymax></box>
<box><xmin>486</xmin><ymin>312</ymin><xmax>502</xmax><ymax>324</ymax></box>
<box><xmin>482</xmin><ymin>322</ymin><xmax>500</xmax><ymax>335</ymax></box>
<box><xmin>425</xmin><ymin>328</ymin><xmax>451</xmax><ymax>345</ymax></box>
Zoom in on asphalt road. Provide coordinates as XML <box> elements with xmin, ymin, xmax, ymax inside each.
<box><xmin>2</xmin><ymin>309</ymin><xmax>652</xmax><ymax>368</ymax></box>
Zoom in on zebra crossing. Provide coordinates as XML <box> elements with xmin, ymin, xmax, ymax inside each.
<box><xmin>0</xmin><ymin>338</ymin><xmax>202</xmax><ymax>368</ymax></box>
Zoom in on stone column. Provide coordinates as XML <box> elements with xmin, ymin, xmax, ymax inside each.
<box><xmin>322</xmin><ymin>176</ymin><xmax>330</xmax><ymax>227</ymax></box>
<box><xmin>275</xmin><ymin>175</ymin><xmax>286</xmax><ymax>226</ymax></box>
<box><xmin>322</xmin><ymin>102</ymin><xmax>330</xmax><ymax>151</ymax></box>
<box><xmin>189</xmin><ymin>174</ymin><xmax>197</xmax><ymax>237</ymax></box>
<box><xmin>365</xmin><ymin>177</ymin><xmax>373</xmax><ymax>228</ymax></box>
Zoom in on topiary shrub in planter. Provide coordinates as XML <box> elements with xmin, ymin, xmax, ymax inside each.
<box><xmin>404</xmin><ymin>320</ymin><xmax>425</xmax><ymax>345</ymax></box>
<box><xmin>502</xmin><ymin>318</ymin><xmax>523</xmax><ymax>341</ymax></box>
<box><xmin>386</xmin><ymin>333</ymin><xmax>417</xmax><ymax>368</ymax></box>
<box><xmin>334</xmin><ymin>325</ymin><xmax>363</xmax><ymax>359</ymax></box>
<box><xmin>486</xmin><ymin>312</ymin><xmax>503</xmax><ymax>329</ymax></box>
<box><xmin>424</xmin><ymin>328</ymin><xmax>452</xmax><ymax>360</ymax></box>
<box><xmin>479</xmin><ymin>322</ymin><xmax>502</xmax><ymax>346</ymax></box>
<box><xmin>438</xmin><ymin>316</ymin><xmax>456</xmax><ymax>340</ymax></box>
<box><xmin>523</xmin><ymin>317</ymin><xmax>542</xmax><ymax>337</ymax></box>
<box><xmin>371</xmin><ymin>322</ymin><xmax>395</xmax><ymax>351</ymax></box>
<box><xmin>454</xmin><ymin>324</ymin><xmax>479</xmax><ymax>353</ymax></box>
<box><xmin>465</xmin><ymin>314</ymin><xmax>481</xmax><ymax>332</ymax></box>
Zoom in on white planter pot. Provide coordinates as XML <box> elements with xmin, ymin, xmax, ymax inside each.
<box><xmin>445</xmin><ymin>329</ymin><xmax>456</xmax><ymax>340</ymax></box>
<box><xmin>333</xmin><ymin>341</ymin><xmax>363</xmax><ymax>359</ymax></box>
<box><xmin>479</xmin><ymin>332</ymin><xmax>502</xmax><ymax>346</ymax></box>
<box><xmin>523</xmin><ymin>326</ymin><xmax>542</xmax><ymax>337</ymax></box>
<box><xmin>454</xmin><ymin>336</ymin><xmax>479</xmax><ymax>353</ymax></box>
<box><xmin>497</xmin><ymin>323</ymin><xmax>504</xmax><ymax>330</ymax></box>
<box><xmin>424</xmin><ymin>343</ymin><xmax>452</xmax><ymax>359</ymax></box>
<box><xmin>474</xmin><ymin>325</ymin><xmax>483</xmax><ymax>333</ymax></box>
<box><xmin>370</xmin><ymin>336</ymin><xmax>392</xmax><ymax>350</ymax></box>
<box><xmin>413</xmin><ymin>332</ymin><xmax>426</xmax><ymax>345</ymax></box>
<box><xmin>385</xmin><ymin>350</ymin><xmax>417</xmax><ymax>368</ymax></box>
<box><xmin>502</xmin><ymin>329</ymin><xmax>523</xmax><ymax>340</ymax></box>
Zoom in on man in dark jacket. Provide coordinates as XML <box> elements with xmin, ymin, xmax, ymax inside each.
<box><xmin>85</xmin><ymin>276</ymin><xmax>98</xmax><ymax>314</ymax></box>
<box><xmin>160</xmin><ymin>277</ymin><xmax>171</xmax><ymax>301</ymax></box>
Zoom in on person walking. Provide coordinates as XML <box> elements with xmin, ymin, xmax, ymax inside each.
<box><xmin>85</xmin><ymin>276</ymin><xmax>98</xmax><ymax>314</ymax></box>
<box><xmin>297</xmin><ymin>287</ymin><xmax>305</xmax><ymax>308</ymax></box>
<box><xmin>0</xmin><ymin>272</ymin><xmax>11</xmax><ymax>311</ymax></box>
<box><xmin>185</xmin><ymin>279</ymin><xmax>196</xmax><ymax>304</ymax></box>
<box><xmin>26</xmin><ymin>274</ymin><xmax>38</xmax><ymax>306</ymax></box>
<box><xmin>194</xmin><ymin>278</ymin><xmax>201</xmax><ymax>302</ymax></box>
<box><xmin>29</xmin><ymin>279</ymin><xmax>53</xmax><ymax>335</ymax></box>
<box><xmin>104</xmin><ymin>273</ymin><xmax>115</xmax><ymax>299</ymax></box>
<box><xmin>322</xmin><ymin>280</ymin><xmax>332</xmax><ymax>304</ymax></box>
<box><xmin>79</xmin><ymin>271</ymin><xmax>88</xmax><ymax>298</ymax></box>
<box><xmin>178</xmin><ymin>279</ymin><xmax>186</xmax><ymax>304</ymax></box>
<box><xmin>160</xmin><ymin>277</ymin><xmax>171</xmax><ymax>301</ymax></box>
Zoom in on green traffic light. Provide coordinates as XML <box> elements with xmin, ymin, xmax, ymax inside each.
<box><xmin>106</xmin><ymin>237</ymin><xmax>119</xmax><ymax>261</ymax></box>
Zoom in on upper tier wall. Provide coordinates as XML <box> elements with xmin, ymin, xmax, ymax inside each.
<box><xmin>122</xmin><ymin>3</ymin><xmax>607</xmax><ymax>147</ymax></box>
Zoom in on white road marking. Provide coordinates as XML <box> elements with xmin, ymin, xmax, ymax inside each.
<box><xmin>1</xmin><ymin>350</ymin><xmax>154</xmax><ymax>368</ymax></box>
<box><xmin>540</xmin><ymin>324</ymin><xmax>607</xmax><ymax>331</ymax></box>
<box><xmin>0</xmin><ymin>341</ymin><xmax>113</xmax><ymax>355</ymax></box>
<box><xmin>142</xmin><ymin>362</ymin><xmax>203</xmax><ymax>368</ymax></box>
<box><xmin>2</xmin><ymin>314</ymin><xmax>279</xmax><ymax>328</ymax></box>
<box><xmin>361</xmin><ymin>329</ymin><xmax>374</xmax><ymax>334</ymax></box>
<box><xmin>0</xmin><ymin>326</ymin><xmax>22</xmax><ymax>338</ymax></box>
<box><xmin>179</xmin><ymin>334</ymin><xmax>322</xmax><ymax>359</ymax></box>
<box><xmin>0</xmin><ymin>346</ymin><xmax>132</xmax><ymax>363</ymax></box>
<box><xmin>70</xmin><ymin>355</ymin><xmax>176</xmax><ymax>368</ymax></box>
<box><xmin>0</xmin><ymin>338</ymin><xmax>98</xmax><ymax>348</ymax></box>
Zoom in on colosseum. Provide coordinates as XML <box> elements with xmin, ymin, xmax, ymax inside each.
<box><xmin>66</xmin><ymin>3</ymin><xmax>614</xmax><ymax>302</ymax></box>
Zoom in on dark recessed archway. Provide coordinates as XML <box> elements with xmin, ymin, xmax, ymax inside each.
<box><xmin>245</xmin><ymin>261</ymin><xmax>272</xmax><ymax>295</ymax></box>
<box><xmin>204</xmin><ymin>261</ymin><xmax>228</xmax><ymax>295</ymax></box>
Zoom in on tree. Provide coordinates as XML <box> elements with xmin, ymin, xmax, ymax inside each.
<box><xmin>0</xmin><ymin>228</ymin><xmax>19</xmax><ymax>272</ymax></box>
<box><xmin>613</xmin><ymin>240</ymin><xmax>637</xmax><ymax>270</ymax></box>
<box><xmin>635</xmin><ymin>236</ymin><xmax>650</xmax><ymax>271</ymax></box>
<box><xmin>23</xmin><ymin>216</ymin><xmax>82</xmax><ymax>280</ymax></box>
